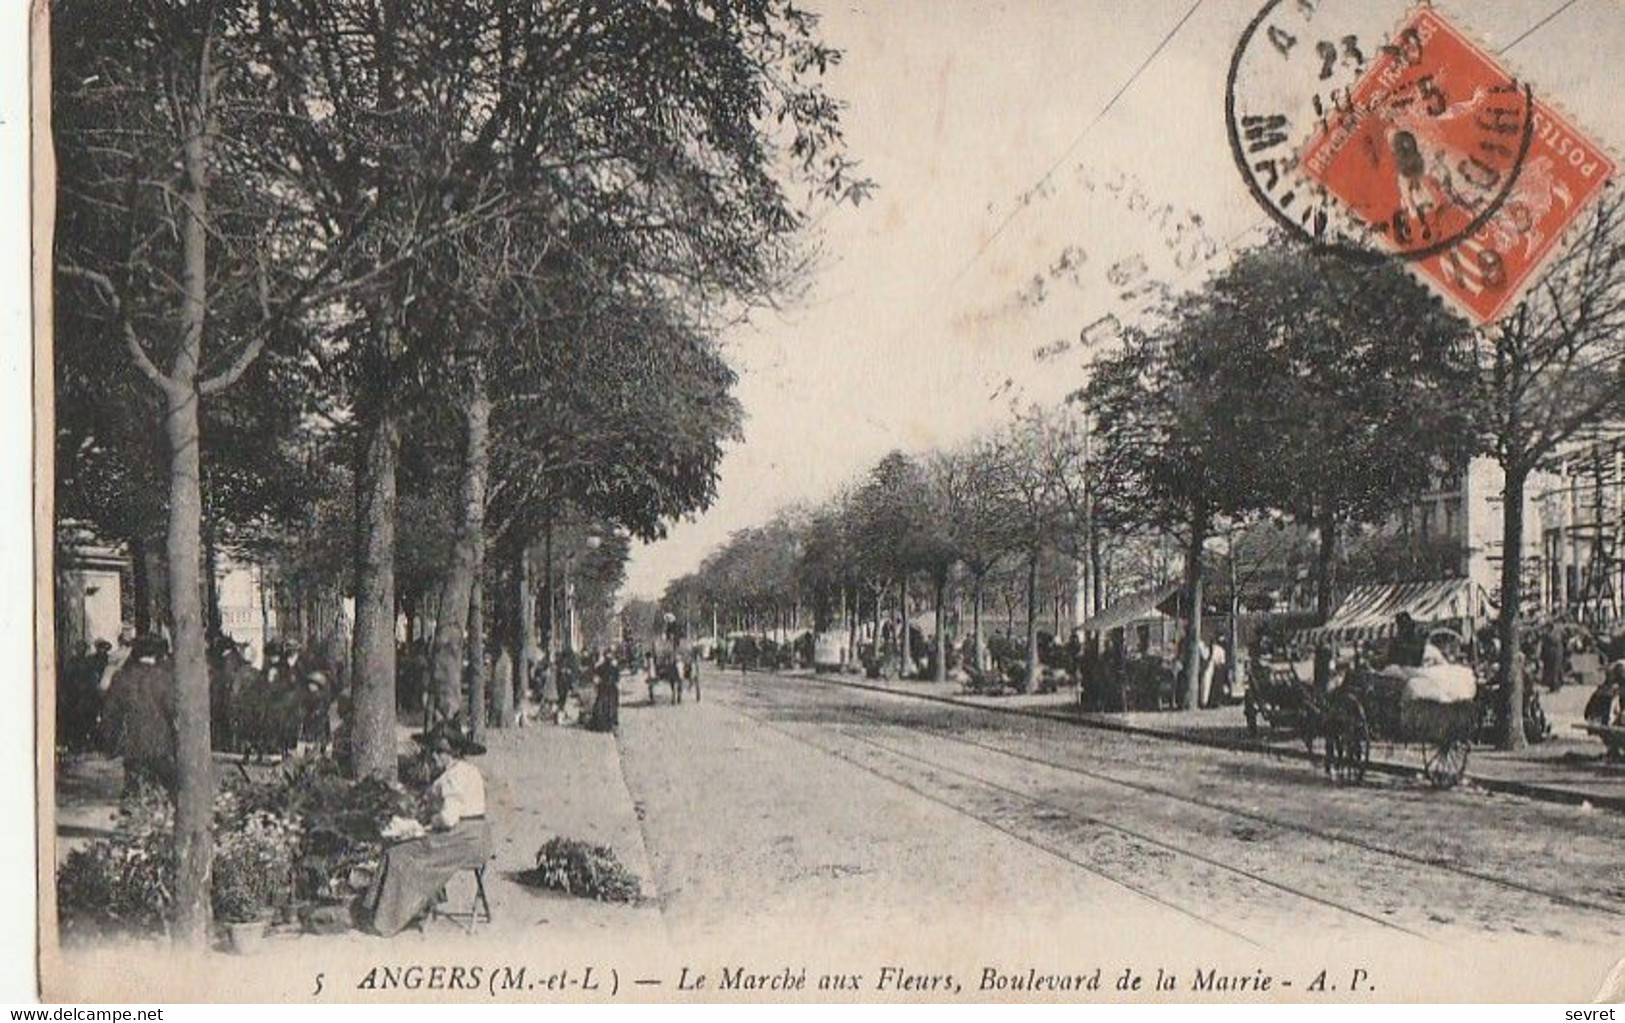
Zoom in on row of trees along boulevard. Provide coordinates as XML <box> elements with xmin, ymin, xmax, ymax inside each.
<box><xmin>669</xmin><ymin>201</ymin><xmax>1625</xmax><ymax>744</ymax></box>
<box><xmin>662</xmin><ymin>414</ymin><xmax>1096</xmax><ymax>695</ymax></box>
<box><xmin>1085</xmin><ymin>204</ymin><xmax>1625</xmax><ymax>738</ymax></box>
<box><xmin>53</xmin><ymin>0</ymin><xmax>869</xmax><ymax>947</ymax></box>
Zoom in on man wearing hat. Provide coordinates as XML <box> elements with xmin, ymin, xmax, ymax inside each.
<box><xmin>100</xmin><ymin>634</ymin><xmax>176</xmax><ymax>795</ymax></box>
<box><xmin>364</xmin><ymin>722</ymin><xmax>492</xmax><ymax>936</ymax></box>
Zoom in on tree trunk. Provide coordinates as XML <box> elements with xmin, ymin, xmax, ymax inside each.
<box><xmin>1089</xmin><ymin>527</ymin><xmax>1105</xmax><ymax>615</ymax></box>
<box><xmin>202</xmin><ymin>513</ymin><xmax>222</xmax><ymax>642</ymax></box>
<box><xmin>1024</xmin><ymin>548</ymin><xmax>1040</xmax><ymax>693</ymax></box>
<box><xmin>845</xmin><ymin>592</ymin><xmax>857</xmax><ymax>667</ymax></box>
<box><xmin>351</xmin><ymin>406</ymin><xmax>399</xmax><ymax>780</ymax></box>
<box><xmin>468</xmin><ymin>568</ymin><xmax>487</xmax><ymax>740</ymax></box>
<box><xmin>898</xmin><ymin>577</ymin><xmax>911</xmax><ymax>676</ymax></box>
<box><xmin>973</xmin><ymin>577</ymin><xmax>986</xmax><ymax>670</ymax></box>
<box><xmin>349</xmin><ymin>0</ymin><xmax>407</xmax><ymax>780</ymax></box>
<box><xmin>258</xmin><ymin>567</ymin><xmax>272</xmax><ymax>663</ymax></box>
<box><xmin>510</xmin><ymin>539</ymin><xmax>530</xmax><ymax>724</ymax></box>
<box><xmin>494</xmin><ymin>643</ymin><xmax>513</xmax><ymax>731</ymax></box>
<box><xmin>128</xmin><ymin>532</ymin><xmax>150</xmax><ymax>636</ymax></box>
<box><xmin>933</xmin><ymin>575</ymin><xmax>948</xmax><ymax>682</ymax></box>
<box><xmin>1498</xmin><ymin>464</ymin><xmax>1529</xmax><ymax>751</ymax></box>
<box><xmin>837</xmin><ymin>586</ymin><xmax>848</xmax><ymax>665</ymax></box>
<box><xmin>167</xmin><ymin>88</ymin><xmax>213</xmax><ymax>949</ymax></box>
<box><xmin>1182</xmin><ymin>505</ymin><xmax>1208</xmax><ymax>711</ymax></box>
<box><xmin>429</xmin><ymin>357</ymin><xmax>491</xmax><ymax>724</ymax></box>
<box><xmin>1228</xmin><ymin>531</ymin><xmax>1242</xmax><ymax>708</ymax></box>
<box><xmin>1313</xmin><ymin>505</ymin><xmax>1338</xmax><ymax>691</ymax></box>
<box><xmin>165</xmin><ymin>384</ymin><xmax>212</xmax><ymax>948</ymax></box>
<box><xmin>872</xmin><ymin>584</ymin><xmax>883</xmax><ymax>666</ymax></box>
<box><xmin>543</xmin><ymin>517</ymin><xmax>556</xmax><ymax>661</ymax></box>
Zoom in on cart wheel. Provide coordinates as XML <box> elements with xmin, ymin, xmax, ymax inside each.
<box><xmin>1424</xmin><ymin>736</ymin><xmax>1469</xmax><ymax>789</ymax></box>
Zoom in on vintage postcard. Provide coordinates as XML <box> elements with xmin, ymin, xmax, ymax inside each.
<box><xmin>35</xmin><ymin>0</ymin><xmax>1625</xmax><ymax>1004</ymax></box>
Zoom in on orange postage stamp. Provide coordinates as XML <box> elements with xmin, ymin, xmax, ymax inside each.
<box><xmin>1300</xmin><ymin>6</ymin><xmax>1615</xmax><ymax>323</ymax></box>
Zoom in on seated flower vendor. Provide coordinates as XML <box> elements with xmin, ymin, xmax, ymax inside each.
<box><xmin>364</xmin><ymin>722</ymin><xmax>491</xmax><ymax>936</ymax></box>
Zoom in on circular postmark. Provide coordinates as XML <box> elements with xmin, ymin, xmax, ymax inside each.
<box><xmin>1225</xmin><ymin>0</ymin><xmax>1534</xmax><ymax>263</ymax></box>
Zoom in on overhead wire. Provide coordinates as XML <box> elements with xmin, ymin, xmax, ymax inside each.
<box><xmin>950</xmin><ymin>0</ymin><xmax>1207</xmax><ymax>285</ymax></box>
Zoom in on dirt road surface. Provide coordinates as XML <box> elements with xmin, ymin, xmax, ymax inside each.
<box><xmin>616</xmin><ymin>668</ymin><xmax>1625</xmax><ymax>1000</ymax></box>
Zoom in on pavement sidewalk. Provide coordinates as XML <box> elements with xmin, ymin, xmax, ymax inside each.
<box><xmin>459</xmin><ymin>718</ymin><xmax>669</xmax><ymax>953</ymax></box>
<box><xmin>52</xmin><ymin>711</ymin><xmax>671</xmax><ymax>959</ymax></box>
<box><xmin>791</xmin><ymin>668</ymin><xmax>1625</xmax><ymax>812</ymax></box>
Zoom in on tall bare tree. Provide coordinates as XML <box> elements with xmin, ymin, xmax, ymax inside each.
<box><xmin>1475</xmin><ymin>191</ymin><xmax>1625</xmax><ymax>749</ymax></box>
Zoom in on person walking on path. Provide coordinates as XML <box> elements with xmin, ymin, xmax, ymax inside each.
<box><xmin>588</xmin><ymin>651</ymin><xmax>622</xmax><ymax>732</ymax></box>
<box><xmin>683</xmin><ymin>645</ymin><xmax>701</xmax><ymax>703</ymax></box>
<box><xmin>57</xmin><ymin>640</ymin><xmax>108</xmax><ymax>754</ymax></box>
<box><xmin>1201</xmin><ymin>638</ymin><xmax>1227</xmax><ymax>708</ymax></box>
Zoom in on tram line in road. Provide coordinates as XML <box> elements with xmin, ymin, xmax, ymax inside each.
<box><xmin>781</xmin><ymin>670</ymin><xmax>1625</xmax><ymax>926</ymax></box>
<box><xmin>714</xmin><ymin>692</ymin><xmax>1270</xmax><ymax>950</ymax></box>
<box><xmin>845</xmin><ymin>707</ymin><xmax>1625</xmax><ymax>926</ymax></box>
<box><xmin>716</xmin><ymin>671</ymin><xmax>1625</xmax><ymax>945</ymax></box>
<box><xmin>824</xmin><ymin>720</ymin><xmax>1429</xmax><ymax>941</ymax></box>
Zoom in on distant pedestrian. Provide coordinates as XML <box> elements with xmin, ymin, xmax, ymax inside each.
<box><xmin>554</xmin><ymin>650</ymin><xmax>582</xmax><ymax>715</ymax></box>
<box><xmin>56</xmin><ymin>640</ymin><xmax>106</xmax><ymax>753</ymax></box>
<box><xmin>1540</xmin><ymin>623</ymin><xmax>1566</xmax><ymax>692</ymax></box>
<box><xmin>684</xmin><ymin>646</ymin><xmax>701</xmax><ymax>702</ymax></box>
<box><xmin>1202</xmin><ymin>639</ymin><xmax>1228</xmax><ymax>708</ymax></box>
<box><xmin>208</xmin><ymin>636</ymin><xmax>254</xmax><ymax>753</ymax></box>
<box><xmin>588</xmin><ymin>652</ymin><xmax>621</xmax><ymax>732</ymax></box>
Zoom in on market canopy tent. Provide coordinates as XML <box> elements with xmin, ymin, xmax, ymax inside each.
<box><xmin>1081</xmin><ymin>583</ymin><xmax>1181</xmax><ymax>634</ymax></box>
<box><xmin>1298</xmin><ymin>578</ymin><xmax>1489</xmax><ymax>646</ymax></box>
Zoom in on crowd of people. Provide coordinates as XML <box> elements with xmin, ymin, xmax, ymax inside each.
<box><xmin>522</xmin><ymin>642</ymin><xmax>702</xmax><ymax>734</ymax></box>
<box><xmin>55</xmin><ymin>626</ymin><xmax>672</xmax><ymax>937</ymax></box>
<box><xmin>56</xmin><ymin>631</ymin><xmax>346</xmax><ymax>794</ymax></box>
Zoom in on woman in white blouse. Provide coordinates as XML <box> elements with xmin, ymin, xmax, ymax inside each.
<box><xmin>365</xmin><ymin>723</ymin><xmax>492</xmax><ymax>936</ymax></box>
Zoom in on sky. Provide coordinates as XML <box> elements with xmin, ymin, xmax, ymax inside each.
<box><xmin>620</xmin><ymin>0</ymin><xmax>1625</xmax><ymax>601</ymax></box>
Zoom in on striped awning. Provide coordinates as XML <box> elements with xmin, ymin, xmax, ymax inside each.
<box><xmin>1298</xmin><ymin>579</ymin><xmax>1487</xmax><ymax>645</ymax></box>
<box><xmin>1081</xmin><ymin>583</ymin><xmax>1181</xmax><ymax>634</ymax></box>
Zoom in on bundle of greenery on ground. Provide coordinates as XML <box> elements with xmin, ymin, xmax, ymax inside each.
<box><xmin>519</xmin><ymin>837</ymin><xmax>641</xmax><ymax>904</ymax></box>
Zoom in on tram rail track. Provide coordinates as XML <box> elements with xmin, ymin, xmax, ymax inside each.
<box><xmin>828</xmin><ymin>719</ymin><xmax>1430</xmax><ymax>940</ymax></box>
<box><xmin>716</xmin><ymin>697</ymin><xmax>1272</xmax><ymax>948</ymax></box>
<box><xmin>781</xmin><ymin>671</ymin><xmax>1625</xmax><ymax>922</ymax></box>
<box><xmin>720</xmin><ymin>672</ymin><xmax>1624</xmax><ymax>939</ymax></box>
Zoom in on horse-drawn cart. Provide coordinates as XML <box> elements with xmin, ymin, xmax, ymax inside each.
<box><xmin>1323</xmin><ymin>661</ymin><xmax>1481</xmax><ymax>788</ymax></box>
<box><xmin>1290</xmin><ymin>580</ymin><xmax>1493</xmax><ymax>788</ymax></box>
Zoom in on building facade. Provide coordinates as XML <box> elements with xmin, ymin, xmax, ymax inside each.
<box><xmin>1393</xmin><ymin>434</ymin><xmax>1623</xmax><ymax>626</ymax></box>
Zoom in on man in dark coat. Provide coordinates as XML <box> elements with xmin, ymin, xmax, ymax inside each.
<box><xmin>208</xmin><ymin>636</ymin><xmax>252</xmax><ymax>752</ymax></box>
<box><xmin>1387</xmin><ymin>613</ymin><xmax>1423</xmax><ymax>668</ymax></box>
<box><xmin>101</xmin><ymin>635</ymin><xmax>176</xmax><ymax>795</ymax></box>
<box><xmin>1540</xmin><ymin>623</ymin><xmax>1567</xmax><ymax>692</ymax></box>
<box><xmin>57</xmin><ymin>640</ymin><xmax>108</xmax><ymax>753</ymax></box>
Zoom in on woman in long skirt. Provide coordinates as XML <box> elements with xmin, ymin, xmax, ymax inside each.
<box><xmin>588</xmin><ymin>653</ymin><xmax>621</xmax><ymax>732</ymax></box>
<box><xmin>365</xmin><ymin>724</ymin><xmax>490</xmax><ymax>937</ymax></box>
